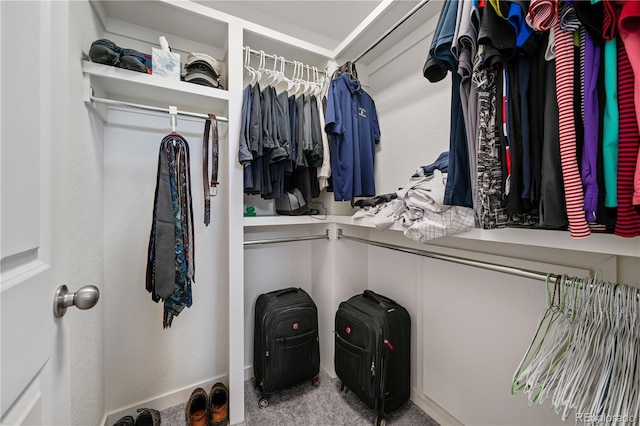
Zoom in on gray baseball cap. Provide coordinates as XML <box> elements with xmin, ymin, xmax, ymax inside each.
<box><xmin>183</xmin><ymin>52</ymin><xmax>223</xmax><ymax>88</ymax></box>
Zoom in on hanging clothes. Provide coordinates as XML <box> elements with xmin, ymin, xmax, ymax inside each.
<box><xmin>425</xmin><ymin>0</ymin><xmax>640</xmax><ymax>236</ymax></box>
<box><xmin>472</xmin><ymin>44</ymin><xmax>508</xmax><ymax>229</ymax></box>
<box><xmin>317</xmin><ymin>79</ymin><xmax>332</xmax><ymax>190</ymax></box>
<box><xmin>614</xmin><ymin>34</ymin><xmax>640</xmax><ymax>237</ymax></box>
<box><xmin>146</xmin><ymin>132</ymin><xmax>195</xmax><ymax>328</ymax></box>
<box><xmin>618</xmin><ymin>0</ymin><xmax>640</xmax><ymax>208</ymax></box>
<box><xmin>453</xmin><ymin>0</ymin><xmax>481</xmax><ymax>222</ymax></box>
<box><xmin>424</xmin><ymin>0</ymin><xmax>473</xmax><ymax>208</ymax></box>
<box><xmin>286</xmin><ymin>92</ymin><xmax>321</xmax><ymax>206</ymax></box>
<box><xmin>325</xmin><ymin>73</ymin><xmax>381</xmax><ymax>202</ymax></box>
<box><xmin>240</xmin><ymin>72</ymin><xmax>326</xmax><ymax>209</ymax></box>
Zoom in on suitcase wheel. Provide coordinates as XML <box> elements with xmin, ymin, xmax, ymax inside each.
<box><xmin>258</xmin><ymin>396</ymin><xmax>269</xmax><ymax>409</ymax></box>
<box><xmin>374</xmin><ymin>415</ymin><xmax>386</xmax><ymax>426</ymax></box>
<box><xmin>311</xmin><ymin>376</ymin><xmax>321</xmax><ymax>387</ymax></box>
<box><xmin>339</xmin><ymin>381</ymin><xmax>348</xmax><ymax>393</ymax></box>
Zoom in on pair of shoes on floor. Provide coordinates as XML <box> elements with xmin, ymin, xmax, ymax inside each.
<box><xmin>88</xmin><ymin>39</ymin><xmax>152</xmax><ymax>74</ymax></box>
<box><xmin>113</xmin><ymin>408</ymin><xmax>160</xmax><ymax>426</ymax></box>
<box><xmin>185</xmin><ymin>383</ymin><xmax>229</xmax><ymax>426</ymax></box>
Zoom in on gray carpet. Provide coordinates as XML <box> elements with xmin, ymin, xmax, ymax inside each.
<box><xmin>160</xmin><ymin>370</ymin><xmax>439</xmax><ymax>425</ymax></box>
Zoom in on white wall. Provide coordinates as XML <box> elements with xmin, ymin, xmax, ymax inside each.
<box><xmin>243</xmin><ymin>227</ymin><xmax>316</xmax><ymax>375</ymax></box>
<box><xmin>67</xmin><ymin>2</ymin><xmax>106</xmax><ymax>425</ymax></box>
<box><xmin>103</xmin><ymin>109</ymin><xmax>230</xmax><ymax>418</ymax></box>
<box><xmin>366</xmin><ymin>13</ymin><xmax>452</xmax><ymax>196</ymax></box>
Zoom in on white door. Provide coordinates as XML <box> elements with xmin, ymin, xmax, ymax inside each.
<box><xmin>1</xmin><ymin>1</ymin><xmax>87</xmax><ymax>424</ymax></box>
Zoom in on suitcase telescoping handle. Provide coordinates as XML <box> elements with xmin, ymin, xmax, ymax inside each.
<box><xmin>363</xmin><ymin>290</ymin><xmax>397</xmax><ymax>307</ymax></box>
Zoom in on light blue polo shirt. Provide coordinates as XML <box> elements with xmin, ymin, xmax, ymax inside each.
<box><xmin>325</xmin><ymin>73</ymin><xmax>381</xmax><ymax>201</ymax></box>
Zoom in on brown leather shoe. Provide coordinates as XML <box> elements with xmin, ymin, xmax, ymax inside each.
<box><xmin>209</xmin><ymin>383</ymin><xmax>229</xmax><ymax>426</ymax></box>
<box><xmin>185</xmin><ymin>387</ymin><xmax>209</xmax><ymax>426</ymax></box>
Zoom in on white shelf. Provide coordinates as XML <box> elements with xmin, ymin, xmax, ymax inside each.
<box><xmin>83</xmin><ymin>61</ymin><xmax>229</xmax><ymax>116</ymax></box>
<box><xmin>244</xmin><ymin>215</ymin><xmax>332</xmax><ymax>227</ymax></box>
<box><xmin>244</xmin><ymin>214</ymin><xmax>640</xmax><ymax>257</ymax></box>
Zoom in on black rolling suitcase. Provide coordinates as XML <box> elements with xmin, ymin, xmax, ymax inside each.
<box><xmin>334</xmin><ymin>290</ymin><xmax>411</xmax><ymax>426</ymax></box>
<box><xmin>253</xmin><ymin>287</ymin><xmax>320</xmax><ymax>408</ymax></box>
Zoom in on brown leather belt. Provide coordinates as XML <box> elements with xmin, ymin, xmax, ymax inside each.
<box><xmin>202</xmin><ymin>113</ymin><xmax>219</xmax><ymax>226</ymax></box>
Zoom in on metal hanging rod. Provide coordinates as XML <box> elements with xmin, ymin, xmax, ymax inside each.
<box><xmin>243</xmin><ymin>47</ymin><xmax>327</xmax><ymax>76</ymax></box>
<box><xmin>244</xmin><ymin>231</ymin><xmax>329</xmax><ymax>246</ymax></box>
<box><xmin>89</xmin><ymin>95</ymin><xmax>228</xmax><ymax>122</ymax></box>
<box><xmin>353</xmin><ymin>0</ymin><xmax>432</xmax><ymax>63</ymax></box>
<box><xmin>337</xmin><ymin>230</ymin><xmax>560</xmax><ymax>282</ymax></box>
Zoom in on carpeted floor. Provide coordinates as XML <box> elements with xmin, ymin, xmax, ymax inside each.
<box><xmin>161</xmin><ymin>370</ymin><xmax>439</xmax><ymax>425</ymax></box>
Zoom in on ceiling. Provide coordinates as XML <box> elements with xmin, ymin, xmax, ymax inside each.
<box><xmin>98</xmin><ymin>0</ymin><xmax>441</xmax><ymax>66</ymax></box>
<box><xmin>195</xmin><ymin>1</ymin><xmax>385</xmax><ymax>51</ymax></box>
<box><xmin>196</xmin><ymin>0</ymin><xmax>440</xmax><ymax>65</ymax></box>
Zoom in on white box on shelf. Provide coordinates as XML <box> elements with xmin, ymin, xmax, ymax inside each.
<box><xmin>152</xmin><ymin>48</ymin><xmax>180</xmax><ymax>79</ymax></box>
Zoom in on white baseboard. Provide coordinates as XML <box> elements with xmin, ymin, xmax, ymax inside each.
<box><xmin>243</xmin><ymin>364</ymin><xmax>336</xmax><ymax>385</ymax></box>
<box><xmin>411</xmin><ymin>390</ymin><xmax>464</xmax><ymax>426</ymax></box>
<box><xmin>104</xmin><ymin>373</ymin><xmax>228</xmax><ymax>426</ymax></box>
<box><xmin>104</xmin><ymin>370</ymin><xmax>459</xmax><ymax>426</ymax></box>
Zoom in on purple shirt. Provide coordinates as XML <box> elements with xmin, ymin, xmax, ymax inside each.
<box><xmin>582</xmin><ymin>33</ymin><xmax>600</xmax><ymax>222</ymax></box>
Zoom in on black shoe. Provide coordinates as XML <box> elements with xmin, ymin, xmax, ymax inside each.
<box><xmin>88</xmin><ymin>39</ymin><xmax>120</xmax><ymax>66</ymax></box>
<box><xmin>135</xmin><ymin>408</ymin><xmax>160</xmax><ymax>426</ymax></box>
<box><xmin>112</xmin><ymin>415</ymin><xmax>134</xmax><ymax>426</ymax></box>
<box><xmin>118</xmin><ymin>48</ymin><xmax>150</xmax><ymax>73</ymax></box>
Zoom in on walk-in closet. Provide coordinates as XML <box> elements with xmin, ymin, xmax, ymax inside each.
<box><xmin>1</xmin><ymin>1</ymin><xmax>639</xmax><ymax>425</ymax></box>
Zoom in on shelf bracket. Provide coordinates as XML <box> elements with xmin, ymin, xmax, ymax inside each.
<box><xmin>83</xmin><ymin>75</ymin><xmax>107</xmax><ymax>123</ymax></box>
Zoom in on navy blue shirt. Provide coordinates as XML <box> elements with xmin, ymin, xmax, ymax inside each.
<box><xmin>325</xmin><ymin>74</ymin><xmax>381</xmax><ymax>201</ymax></box>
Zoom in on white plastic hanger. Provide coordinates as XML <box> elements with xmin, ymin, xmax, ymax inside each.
<box><xmin>253</xmin><ymin>50</ymin><xmax>265</xmax><ymax>85</ymax></box>
<box><xmin>285</xmin><ymin>59</ymin><xmax>296</xmax><ymax>93</ymax></box>
<box><xmin>287</xmin><ymin>61</ymin><xmax>298</xmax><ymax>94</ymax></box>
<box><xmin>259</xmin><ymin>51</ymin><xmax>273</xmax><ymax>86</ymax></box>
<box><xmin>272</xmin><ymin>56</ymin><xmax>289</xmax><ymax>89</ymax></box>
<box><xmin>244</xmin><ymin>46</ymin><xmax>256</xmax><ymax>84</ymax></box>
<box><xmin>312</xmin><ymin>67</ymin><xmax>321</xmax><ymax>96</ymax></box>
<box><xmin>169</xmin><ymin>105</ymin><xmax>177</xmax><ymax>132</ymax></box>
<box><xmin>264</xmin><ymin>55</ymin><xmax>279</xmax><ymax>86</ymax></box>
<box><xmin>304</xmin><ymin>65</ymin><xmax>313</xmax><ymax>95</ymax></box>
<box><xmin>302</xmin><ymin>65</ymin><xmax>309</xmax><ymax>95</ymax></box>
<box><xmin>294</xmin><ymin>61</ymin><xmax>305</xmax><ymax>96</ymax></box>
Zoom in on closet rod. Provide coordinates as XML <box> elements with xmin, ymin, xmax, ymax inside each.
<box><xmin>337</xmin><ymin>230</ymin><xmax>560</xmax><ymax>282</ymax></box>
<box><xmin>352</xmin><ymin>0</ymin><xmax>432</xmax><ymax>63</ymax></box>
<box><xmin>243</xmin><ymin>47</ymin><xmax>327</xmax><ymax>76</ymax></box>
<box><xmin>89</xmin><ymin>95</ymin><xmax>229</xmax><ymax>122</ymax></box>
<box><xmin>244</xmin><ymin>232</ymin><xmax>329</xmax><ymax>246</ymax></box>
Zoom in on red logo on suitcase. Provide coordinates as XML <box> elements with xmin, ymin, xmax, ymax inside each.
<box><xmin>293</xmin><ymin>322</ymin><xmax>299</xmax><ymax>330</ymax></box>
<box><xmin>346</xmin><ymin>327</ymin><xmax>351</xmax><ymax>334</ymax></box>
